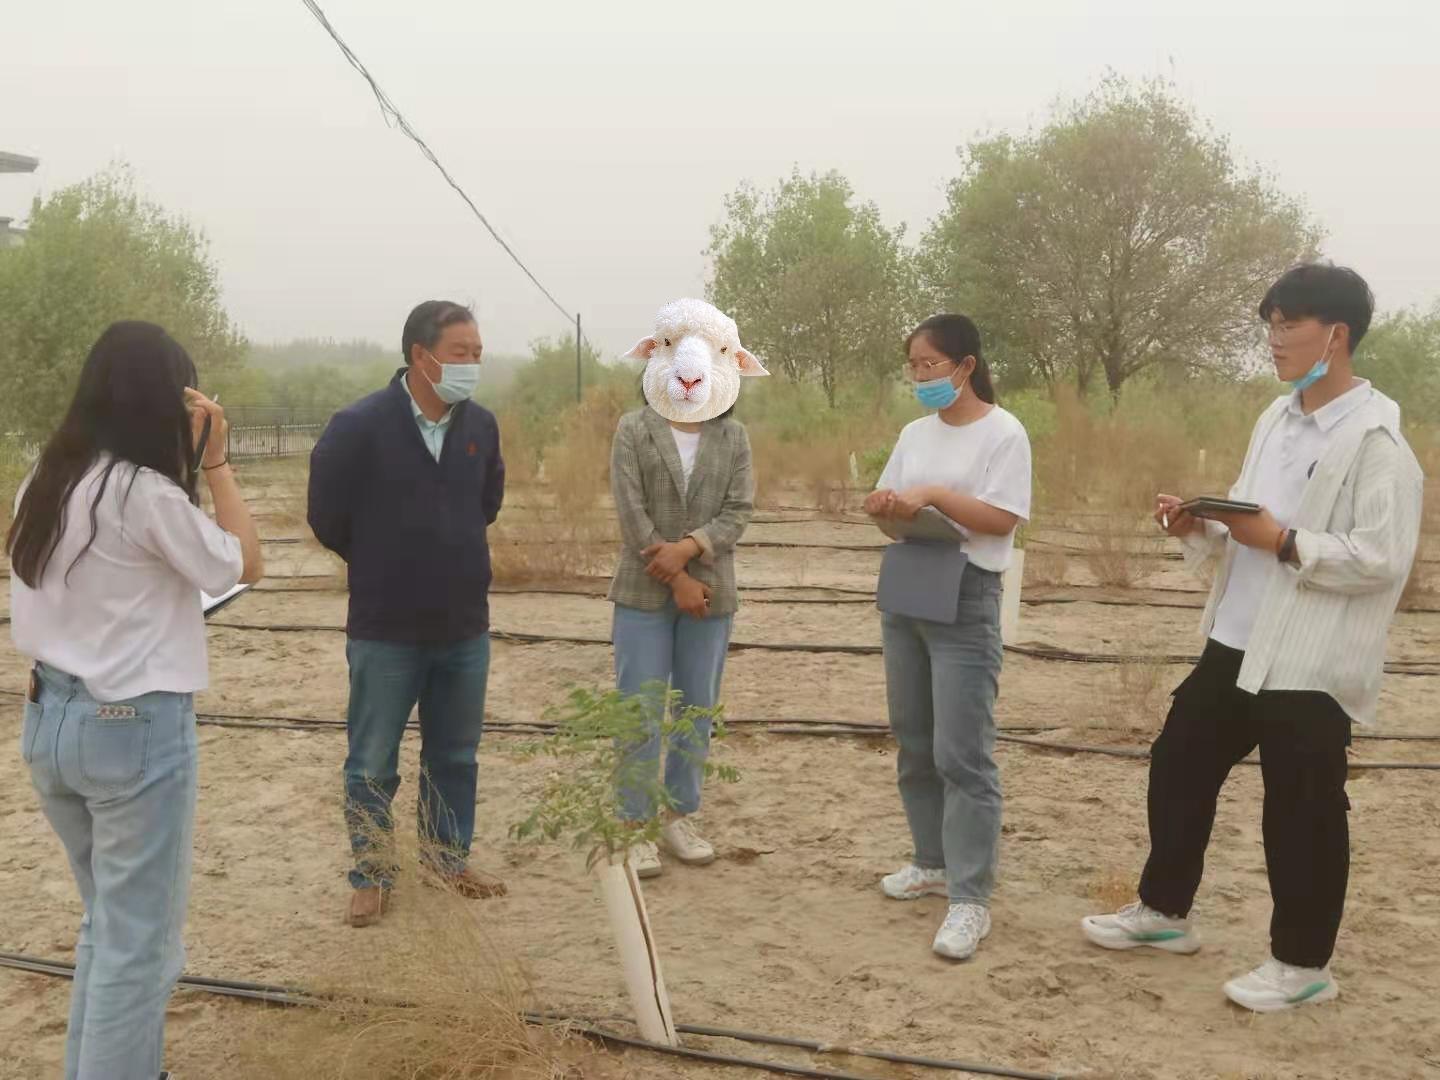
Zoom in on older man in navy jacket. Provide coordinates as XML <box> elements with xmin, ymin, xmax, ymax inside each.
<box><xmin>308</xmin><ymin>300</ymin><xmax>505</xmax><ymax>927</ymax></box>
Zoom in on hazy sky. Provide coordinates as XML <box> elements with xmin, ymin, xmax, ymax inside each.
<box><xmin>4</xmin><ymin>0</ymin><xmax>1437</xmax><ymax>359</ymax></box>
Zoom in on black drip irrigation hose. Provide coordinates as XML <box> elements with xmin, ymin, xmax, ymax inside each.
<box><xmin>1</xmin><ymin>686</ymin><xmax>1433</xmax><ymax>761</ymax></box>
<box><xmin>994</xmin><ymin>733</ymin><xmax>1440</xmax><ymax>771</ymax></box>
<box><xmin>233</xmin><ymin>583</ymin><xmax>1440</xmax><ymax>615</ymax></box>
<box><xmin>0</xmin><ymin>952</ymin><xmax>1066</xmax><ymax>1080</ymax></box>
<box><xmin>194</xmin><ymin>620</ymin><xmax>1440</xmax><ymax>678</ymax></box>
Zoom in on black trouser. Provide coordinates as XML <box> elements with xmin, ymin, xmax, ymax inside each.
<box><xmin>1138</xmin><ymin>640</ymin><xmax>1352</xmax><ymax>969</ymax></box>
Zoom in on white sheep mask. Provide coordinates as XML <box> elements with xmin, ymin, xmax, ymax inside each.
<box><xmin>625</xmin><ymin>298</ymin><xmax>768</xmax><ymax>423</ymax></box>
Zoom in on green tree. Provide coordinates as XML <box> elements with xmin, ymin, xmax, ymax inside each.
<box><xmin>0</xmin><ymin>166</ymin><xmax>246</xmax><ymax>438</ymax></box>
<box><xmin>502</xmin><ymin>334</ymin><xmax>614</xmax><ymax>451</ymax></box>
<box><xmin>707</xmin><ymin>169</ymin><xmax>919</xmax><ymax>408</ymax></box>
<box><xmin>923</xmin><ymin>76</ymin><xmax>1321</xmax><ymax>397</ymax></box>
<box><xmin>1359</xmin><ymin>303</ymin><xmax>1440</xmax><ymax>418</ymax></box>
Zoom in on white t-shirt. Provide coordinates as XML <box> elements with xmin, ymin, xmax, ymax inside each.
<box><xmin>671</xmin><ymin>427</ymin><xmax>702</xmax><ymax>489</ymax></box>
<box><xmin>875</xmin><ymin>407</ymin><xmax>1032</xmax><ymax>572</ymax></box>
<box><xmin>1212</xmin><ymin>381</ymin><xmax>1374</xmax><ymax>652</ymax></box>
<box><xmin>10</xmin><ymin>457</ymin><xmax>244</xmax><ymax>702</ymax></box>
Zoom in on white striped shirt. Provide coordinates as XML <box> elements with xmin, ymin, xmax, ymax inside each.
<box><xmin>1182</xmin><ymin>388</ymin><xmax>1424</xmax><ymax>726</ymax></box>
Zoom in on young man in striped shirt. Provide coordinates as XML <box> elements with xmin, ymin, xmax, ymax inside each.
<box><xmin>1081</xmin><ymin>264</ymin><xmax>1424</xmax><ymax>1012</ymax></box>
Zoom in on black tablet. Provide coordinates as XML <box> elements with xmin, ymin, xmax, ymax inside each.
<box><xmin>1179</xmin><ymin>497</ymin><xmax>1261</xmax><ymax>519</ymax></box>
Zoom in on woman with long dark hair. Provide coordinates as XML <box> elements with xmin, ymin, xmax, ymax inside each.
<box><xmin>8</xmin><ymin>321</ymin><xmax>262</xmax><ymax>1079</ymax></box>
<box><xmin>865</xmin><ymin>313</ymin><xmax>1032</xmax><ymax>962</ymax></box>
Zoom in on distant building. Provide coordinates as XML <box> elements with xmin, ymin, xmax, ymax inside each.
<box><xmin>1</xmin><ymin>150</ymin><xmax>40</xmax><ymax>249</ymax></box>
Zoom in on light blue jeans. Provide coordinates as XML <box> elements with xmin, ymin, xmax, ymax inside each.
<box><xmin>612</xmin><ymin>600</ymin><xmax>733</xmax><ymax>821</ymax></box>
<box><xmin>881</xmin><ymin>565</ymin><xmax>1005</xmax><ymax>905</ymax></box>
<box><xmin>20</xmin><ymin>663</ymin><xmax>197</xmax><ymax>1080</ymax></box>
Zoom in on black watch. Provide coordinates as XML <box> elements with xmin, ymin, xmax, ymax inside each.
<box><xmin>1277</xmin><ymin>528</ymin><xmax>1298</xmax><ymax>565</ymax></box>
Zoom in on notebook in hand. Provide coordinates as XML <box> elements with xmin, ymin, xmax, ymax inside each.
<box><xmin>869</xmin><ymin>505</ymin><xmax>966</xmax><ymax>544</ymax></box>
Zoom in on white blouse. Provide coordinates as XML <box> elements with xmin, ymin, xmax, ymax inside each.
<box><xmin>10</xmin><ymin>457</ymin><xmax>243</xmax><ymax>702</ymax></box>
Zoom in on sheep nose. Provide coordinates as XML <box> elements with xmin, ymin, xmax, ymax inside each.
<box><xmin>679</xmin><ymin>376</ymin><xmax>703</xmax><ymax>391</ymax></box>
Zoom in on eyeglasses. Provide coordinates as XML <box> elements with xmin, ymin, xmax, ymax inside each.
<box><xmin>904</xmin><ymin>357</ymin><xmax>955</xmax><ymax>376</ymax></box>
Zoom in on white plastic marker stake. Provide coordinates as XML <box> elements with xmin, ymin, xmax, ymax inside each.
<box><xmin>1000</xmin><ymin>546</ymin><xmax>1024</xmax><ymax>646</ymax></box>
<box><xmin>593</xmin><ymin>853</ymin><xmax>678</xmax><ymax>1046</ymax></box>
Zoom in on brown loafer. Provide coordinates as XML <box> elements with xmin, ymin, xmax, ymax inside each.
<box><xmin>426</xmin><ymin>865</ymin><xmax>507</xmax><ymax>899</ymax></box>
<box><xmin>346</xmin><ymin>885</ymin><xmax>389</xmax><ymax>927</ymax></box>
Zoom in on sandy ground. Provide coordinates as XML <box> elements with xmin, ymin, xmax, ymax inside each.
<box><xmin>2</xmin><ymin>488</ymin><xmax>1439</xmax><ymax>1079</ymax></box>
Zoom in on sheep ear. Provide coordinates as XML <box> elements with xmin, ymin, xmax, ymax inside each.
<box><xmin>624</xmin><ymin>337</ymin><xmax>659</xmax><ymax>361</ymax></box>
<box><xmin>735</xmin><ymin>348</ymin><xmax>769</xmax><ymax>376</ymax></box>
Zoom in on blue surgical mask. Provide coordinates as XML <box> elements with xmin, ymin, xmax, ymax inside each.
<box><xmin>425</xmin><ymin>352</ymin><xmax>481</xmax><ymax>404</ymax></box>
<box><xmin>915</xmin><ymin>374</ymin><xmax>962</xmax><ymax>410</ymax></box>
<box><xmin>1288</xmin><ymin>327</ymin><xmax>1336</xmax><ymax>394</ymax></box>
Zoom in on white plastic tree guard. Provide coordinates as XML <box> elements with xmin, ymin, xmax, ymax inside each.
<box><xmin>1001</xmin><ymin>547</ymin><xmax>1024</xmax><ymax>645</ymax></box>
<box><xmin>593</xmin><ymin>855</ymin><xmax>678</xmax><ymax>1047</ymax></box>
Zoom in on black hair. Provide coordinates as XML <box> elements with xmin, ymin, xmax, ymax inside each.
<box><xmin>906</xmin><ymin>314</ymin><xmax>997</xmax><ymax>404</ymax></box>
<box><xmin>6</xmin><ymin>321</ymin><xmax>199</xmax><ymax>587</ymax></box>
<box><xmin>636</xmin><ymin>371</ymin><xmax>734</xmax><ymax>421</ymax></box>
<box><xmin>1258</xmin><ymin>263</ymin><xmax>1374</xmax><ymax>354</ymax></box>
<box><xmin>401</xmin><ymin>300</ymin><xmax>476</xmax><ymax>365</ymax></box>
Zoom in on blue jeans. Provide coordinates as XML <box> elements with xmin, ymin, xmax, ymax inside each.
<box><xmin>21</xmin><ymin>664</ymin><xmax>197</xmax><ymax>1080</ymax></box>
<box><xmin>612</xmin><ymin>600</ymin><xmax>733</xmax><ymax>821</ymax></box>
<box><xmin>344</xmin><ymin>635</ymin><xmax>490</xmax><ymax>890</ymax></box>
<box><xmin>881</xmin><ymin>566</ymin><xmax>1005</xmax><ymax>905</ymax></box>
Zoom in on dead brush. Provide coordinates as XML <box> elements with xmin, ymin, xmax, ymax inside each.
<box><xmin>794</xmin><ymin>438</ymin><xmax>854</xmax><ymax>516</ymax></box>
<box><xmin>749</xmin><ymin>431</ymin><xmax>855</xmax><ymax>515</ymax></box>
<box><xmin>746</xmin><ymin>429</ymin><xmax>786</xmax><ymax>510</ymax></box>
<box><xmin>1076</xmin><ymin>659</ymin><xmax>1172</xmax><ymax>742</ymax></box>
<box><xmin>235</xmin><ymin>821</ymin><xmax>593</xmax><ymax>1080</ymax></box>
<box><xmin>1110</xmin><ymin>659</ymin><xmax>1172</xmax><ymax>734</ymax></box>
<box><xmin>1023</xmin><ymin>550</ymin><xmax>1069</xmax><ymax>588</ymax></box>
<box><xmin>1083</xmin><ymin>517</ymin><xmax>1161</xmax><ymax>590</ymax></box>
<box><xmin>491</xmin><ymin>387</ymin><xmax>625</xmax><ymax>587</ymax></box>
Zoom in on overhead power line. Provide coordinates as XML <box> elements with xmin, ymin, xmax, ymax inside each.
<box><xmin>298</xmin><ymin>0</ymin><xmax>579</xmax><ymax>329</ymax></box>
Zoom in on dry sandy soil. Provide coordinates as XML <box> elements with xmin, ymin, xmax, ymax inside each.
<box><xmin>2</xmin><ymin>472</ymin><xmax>1438</xmax><ymax>1080</ymax></box>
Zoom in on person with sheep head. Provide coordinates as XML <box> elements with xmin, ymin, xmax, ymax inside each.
<box><xmin>865</xmin><ymin>313</ymin><xmax>1033</xmax><ymax>962</ymax></box>
<box><xmin>608</xmin><ymin>298</ymin><xmax>767</xmax><ymax>877</ymax></box>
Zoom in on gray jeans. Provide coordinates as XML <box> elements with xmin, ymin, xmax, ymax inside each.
<box><xmin>881</xmin><ymin>565</ymin><xmax>1004</xmax><ymax>905</ymax></box>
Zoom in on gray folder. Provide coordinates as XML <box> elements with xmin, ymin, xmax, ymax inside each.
<box><xmin>877</xmin><ymin>541</ymin><xmax>969</xmax><ymax>623</ymax></box>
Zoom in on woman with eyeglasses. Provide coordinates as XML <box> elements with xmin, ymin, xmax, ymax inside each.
<box><xmin>864</xmin><ymin>313</ymin><xmax>1032</xmax><ymax>962</ymax></box>
<box><xmin>8</xmin><ymin>321</ymin><xmax>263</xmax><ymax>1079</ymax></box>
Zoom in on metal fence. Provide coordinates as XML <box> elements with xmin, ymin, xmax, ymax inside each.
<box><xmin>222</xmin><ymin>406</ymin><xmax>330</xmax><ymax>462</ymax></box>
<box><xmin>226</xmin><ymin>422</ymin><xmax>325</xmax><ymax>462</ymax></box>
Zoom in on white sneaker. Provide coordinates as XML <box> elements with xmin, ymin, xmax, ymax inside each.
<box><xmin>1223</xmin><ymin>957</ymin><xmax>1339</xmax><ymax>1013</ymax></box>
<box><xmin>880</xmin><ymin>864</ymin><xmax>948</xmax><ymax>901</ymax></box>
<box><xmin>627</xmin><ymin>840</ymin><xmax>662</xmax><ymax>879</ymax></box>
<box><xmin>659</xmin><ymin>816</ymin><xmax>715</xmax><ymax>865</ymax></box>
<box><xmin>933</xmin><ymin>903</ymin><xmax>991</xmax><ymax>960</ymax></box>
<box><xmin>1081</xmin><ymin>900</ymin><xmax>1201</xmax><ymax>954</ymax></box>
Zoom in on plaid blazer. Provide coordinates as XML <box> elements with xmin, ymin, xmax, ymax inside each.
<box><xmin>607</xmin><ymin>407</ymin><xmax>754</xmax><ymax>614</ymax></box>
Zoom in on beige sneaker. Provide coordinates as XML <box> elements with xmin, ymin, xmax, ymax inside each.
<box><xmin>660</xmin><ymin>816</ymin><xmax>716</xmax><ymax>865</ymax></box>
<box><xmin>627</xmin><ymin>840</ymin><xmax>663</xmax><ymax>878</ymax></box>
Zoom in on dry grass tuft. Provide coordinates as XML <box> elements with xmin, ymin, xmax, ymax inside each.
<box><xmin>490</xmin><ymin>386</ymin><xmax>626</xmax><ymax>587</ymax></box>
<box><xmin>1110</xmin><ymin>660</ymin><xmax>1171</xmax><ymax>733</ymax></box>
<box><xmin>750</xmin><ymin>432</ymin><xmax>854</xmax><ymax>515</ymax></box>
<box><xmin>1023</xmin><ymin>550</ymin><xmax>1069</xmax><ymax>588</ymax></box>
<box><xmin>1083</xmin><ymin>519</ymin><xmax>1162</xmax><ymax>590</ymax></box>
<box><xmin>236</xmin><ymin>828</ymin><xmax>594</xmax><ymax>1080</ymax></box>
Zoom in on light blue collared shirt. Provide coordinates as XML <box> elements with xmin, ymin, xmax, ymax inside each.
<box><xmin>404</xmin><ymin>372</ymin><xmax>454</xmax><ymax>462</ymax></box>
